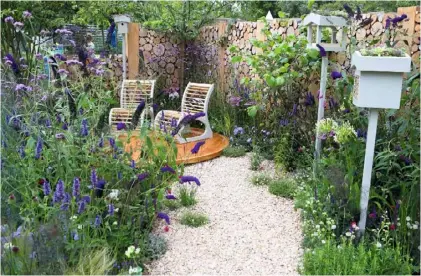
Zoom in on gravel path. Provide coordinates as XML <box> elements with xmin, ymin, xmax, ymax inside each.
<box><xmin>149</xmin><ymin>155</ymin><xmax>303</xmax><ymax>275</ymax></box>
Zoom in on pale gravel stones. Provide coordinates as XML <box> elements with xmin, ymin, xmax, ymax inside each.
<box><xmin>150</xmin><ymin>155</ymin><xmax>303</xmax><ymax>275</ymax></box>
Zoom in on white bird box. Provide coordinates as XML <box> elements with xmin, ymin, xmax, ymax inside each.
<box><xmin>302</xmin><ymin>13</ymin><xmax>348</xmax><ymax>52</ymax></box>
<box><xmin>114</xmin><ymin>14</ymin><xmax>131</xmax><ymax>34</ymax></box>
<box><xmin>351</xmin><ymin>51</ymin><xmax>411</xmax><ymax>109</ymax></box>
<box><xmin>266</xmin><ymin>11</ymin><xmax>274</xmax><ymax>21</ymax></box>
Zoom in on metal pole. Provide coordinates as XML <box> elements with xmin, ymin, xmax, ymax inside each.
<box><xmin>122</xmin><ymin>33</ymin><xmax>126</xmax><ymax>80</ymax></box>
<box><xmin>313</xmin><ymin>55</ymin><xmax>328</xmax><ymax>176</ymax></box>
<box><xmin>358</xmin><ymin>108</ymin><xmax>379</xmax><ymax>235</ymax></box>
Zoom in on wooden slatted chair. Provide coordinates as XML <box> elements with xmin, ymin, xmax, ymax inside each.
<box><xmin>154</xmin><ymin>82</ymin><xmax>214</xmax><ymax>143</ymax></box>
<box><xmin>109</xmin><ymin>80</ymin><xmax>155</xmax><ymax>131</ymax></box>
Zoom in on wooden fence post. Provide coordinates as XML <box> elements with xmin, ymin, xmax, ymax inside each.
<box><xmin>217</xmin><ymin>19</ymin><xmax>228</xmax><ymax>94</ymax></box>
<box><xmin>127</xmin><ymin>23</ymin><xmax>139</xmax><ymax>79</ymax></box>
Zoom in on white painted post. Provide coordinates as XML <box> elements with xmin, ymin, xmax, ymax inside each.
<box><xmin>307</xmin><ymin>25</ymin><xmax>313</xmax><ymax>44</ymax></box>
<box><xmin>122</xmin><ymin>34</ymin><xmax>126</xmax><ymax>80</ymax></box>
<box><xmin>314</xmin><ymin>55</ymin><xmax>328</xmax><ymax>162</ymax></box>
<box><xmin>358</xmin><ymin>109</ymin><xmax>379</xmax><ymax>235</ymax></box>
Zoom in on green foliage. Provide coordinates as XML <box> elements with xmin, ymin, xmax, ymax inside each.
<box><xmin>180</xmin><ymin>212</ymin><xmax>209</xmax><ymax>227</ymax></box>
<box><xmin>65</xmin><ymin>248</ymin><xmax>115</xmax><ymax>275</ymax></box>
<box><xmin>144</xmin><ymin>233</ymin><xmax>168</xmax><ymax>261</ymax></box>
<box><xmin>178</xmin><ymin>185</ymin><xmax>197</xmax><ymax>207</ymax></box>
<box><xmin>268</xmin><ymin>178</ymin><xmax>297</xmax><ymax>198</ymax></box>
<box><xmin>251</xmin><ymin>173</ymin><xmax>272</xmax><ymax>186</ymax></box>
<box><xmin>250</xmin><ymin>150</ymin><xmax>263</xmax><ymax>171</ymax></box>
<box><xmin>163</xmin><ymin>199</ymin><xmax>182</xmax><ymax>211</ymax></box>
<box><xmin>301</xmin><ymin>239</ymin><xmax>414</xmax><ymax>275</ymax></box>
<box><xmin>222</xmin><ymin>146</ymin><xmax>247</xmax><ymax>157</ymax></box>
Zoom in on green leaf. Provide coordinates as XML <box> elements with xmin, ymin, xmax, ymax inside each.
<box><xmin>307</xmin><ymin>49</ymin><xmax>319</xmax><ymax>59</ymax></box>
<box><xmin>247</xmin><ymin>106</ymin><xmax>258</xmax><ymax>117</ymax></box>
<box><xmin>307</xmin><ymin>0</ymin><xmax>315</xmax><ymax>9</ymax></box>
<box><xmin>278</xmin><ymin>11</ymin><xmax>286</xmax><ymax>18</ymax></box>
<box><xmin>264</xmin><ymin>74</ymin><xmax>276</xmax><ymax>87</ymax></box>
<box><xmin>276</xmin><ymin>76</ymin><xmax>285</xmax><ymax>86</ymax></box>
<box><xmin>240</xmin><ymin>77</ymin><xmax>250</xmax><ymax>85</ymax></box>
<box><xmin>231</xmin><ymin>56</ymin><xmax>242</xmax><ymax>63</ymax></box>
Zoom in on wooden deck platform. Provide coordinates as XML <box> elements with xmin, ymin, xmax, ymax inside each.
<box><xmin>117</xmin><ymin>128</ymin><xmax>229</xmax><ymax>165</ymax></box>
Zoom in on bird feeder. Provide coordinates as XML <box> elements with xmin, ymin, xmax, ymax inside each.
<box><xmin>352</xmin><ymin>51</ymin><xmax>411</xmax><ymax>109</ymax></box>
<box><xmin>352</xmin><ymin>50</ymin><xmax>411</xmax><ymax>236</ymax></box>
<box><xmin>113</xmin><ymin>14</ymin><xmax>131</xmax><ymax>80</ymax></box>
<box><xmin>302</xmin><ymin>13</ymin><xmax>348</xmax><ymax>52</ymax></box>
<box><xmin>302</xmin><ymin>13</ymin><xmax>348</xmax><ymax>175</ymax></box>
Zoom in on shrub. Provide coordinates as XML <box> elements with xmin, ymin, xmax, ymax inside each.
<box><xmin>178</xmin><ymin>185</ymin><xmax>197</xmax><ymax>207</ymax></box>
<box><xmin>144</xmin><ymin>233</ymin><xmax>168</xmax><ymax>260</ymax></box>
<box><xmin>251</xmin><ymin>173</ymin><xmax>272</xmax><ymax>186</ymax></box>
<box><xmin>301</xmin><ymin>239</ymin><xmax>414</xmax><ymax>275</ymax></box>
<box><xmin>250</xmin><ymin>150</ymin><xmax>263</xmax><ymax>171</ymax></box>
<box><xmin>222</xmin><ymin>146</ymin><xmax>247</xmax><ymax>157</ymax></box>
<box><xmin>268</xmin><ymin>178</ymin><xmax>296</xmax><ymax>198</ymax></box>
<box><xmin>180</xmin><ymin>212</ymin><xmax>209</xmax><ymax>227</ymax></box>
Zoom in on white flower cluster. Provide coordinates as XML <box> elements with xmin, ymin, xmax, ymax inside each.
<box><xmin>125</xmin><ymin>245</ymin><xmax>141</xmax><ymax>258</ymax></box>
<box><xmin>129</xmin><ymin>266</ymin><xmax>143</xmax><ymax>275</ymax></box>
<box><xmin>406</xmin><ymin>217</ymin><xmax>419</xmax><ymax>230</ymax></box>
<box><xmin>334</xmin><ymin>121</ymin><xmax>357</xmax><ymax>144</ymax></box>
<box><xmin>316</xmin><ymin>118</ymin><xmax>338</xmax><ymax>136</ymax></box>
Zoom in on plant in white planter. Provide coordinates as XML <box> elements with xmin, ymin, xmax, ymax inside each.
<box><xmin>352</xmin><ymin>47</ymin><xmax>411</xmax><ymax>109</ymax></box>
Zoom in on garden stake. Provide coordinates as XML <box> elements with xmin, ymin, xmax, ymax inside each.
<box><xmin>357</xmin><ymin>109</ymin><xmax>379</xmax><ymax>236</ymax></box>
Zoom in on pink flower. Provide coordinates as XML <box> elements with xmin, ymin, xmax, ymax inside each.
<box><xmin>4</xmin><ymin>16</ymin><xmax>14</xmax><ymax>23</ymax></box>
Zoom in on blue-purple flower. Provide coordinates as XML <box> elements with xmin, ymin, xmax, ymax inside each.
<box><xmin>95</xmin><ymin>179</ymin><xmax>106</xmax><ymax>197</ymax></box>
<box><xmin>60</xmin><ymin>193</ymin><xmax>71</xmax><ymax>210</ymax></box>
<box><xmin>4</xmin><ymin>16</ymin><xmax>14</xmax><ymax>23</ymax></box>
<box><xmin>157</xmin><ymin>212</ymin><xmax>170</xmax><ymax>224</ymax></box>
<box><xmin>4</xmin><ymin>54</ymin><xmax>19</xmax><ymax>74</ymax></box>
<box><xmin>179</xmin><ymin>175</ymin><xmax>201</xmax><ymax>186</ymax></box>
<box><xmin>191</xmin><ymin>141</ymin><xmax>205</xmax><ymax>154</ymax></box>
<box><xmin>331</xmin><ymin>71</ymin><xmax>342</xmax><ymax>80</ymax></box>
<box><xmin>78</xmin><ymin>199</ymin><xmax>86</xmax><ymax>214</ymax></box>
<box><xmin>161</xmin><ymin>165</ymin><xmax>176</xmax><ymax>174</ymax></box>
<box><xmin>53</xmin><ymin>179</ymin><xmax>65</xmax><ymax>203</ymax></box>
<box><xmin>43</xmin><ymin>181</ymin><xmax>51</xmax><ymax>196</ymax></box>
<box><xmin>109</xmin><ymin>138</ymin><xmax>116</xmax><ymax>149</ymax></box>
<box><xmin>81</xmin><ymin>119</ymin><xmax>88</xmax><ymax>136</ymax></box>
<box><xmin>72</xmin><ymin>177</ymin><xmax>80</xmax><ymax>198</ymax></box>
<box><xmin>22</xmin><ymin>11</ymin><xmax>32</xmax><ymax>19</ymax></box>
<box><xmin>130</xmin><ymin>160</ymin><xmax>136</xmax><ymax>169</ymax></box>
<box><xmin>90</xmin><ymin>169</ymin><xmax>98</xmax><ymax>188</ymax></box>
<box><xmin>137</xmin><ymin>173</ymin><xmax>149</xmax><ymax>181</ymax></box>
<box><xmin>233</xmin><ymin>126</ymin><xmax>244</xmax><ymax>136</ymax></box>
<box><xmin>117</xmin><ymin>122</ymin><xmax>126</xmax><ymax>131</ymax></box>
<box><xmin>316</xmin><ymin>44</ymin><xmax>326</xmax><ymax>57</ymax></box>
<box><xmin>35</xmin><ymin>137</ymin><xmax>43</xmax><ymax>159</ymax></box>
<box><xmin>13</xmin><ymin>22</ymin><xmax>24</xmax><ymax>31</ymax></box>
<box><xmin>165</xmin><ymin>194</ymin><xmax>177</xmax><ymax>200</ymax></box>
<box><xmin>108</xmin><ymin>204</ymin><xmax>115</xmax><ymax>216</ymax></box>
<box><xmin>94</xmin><ymin>215</ymin><xmax>101</xmax><ymax>227</ymax></box>
<box><xmin>54</xmin><ymin>54</ymin><xmax>67</xmax><ymax>61</ymax></box>
<box><xmin>304</xmin><ymin>92</ymin><xmax>315</xmax><ymax>106</ymax></box>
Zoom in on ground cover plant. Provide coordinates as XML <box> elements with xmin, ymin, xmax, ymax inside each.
<box><xmin>180</xmin><ymin>212</ymin><xmax>209</xmax><ymax>227</ymax></box>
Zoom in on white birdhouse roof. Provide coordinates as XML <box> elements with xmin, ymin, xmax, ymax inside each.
<box><xmin>266</xmin><ymin>11</ymin><xmax>274</xmax><ymax>20</ymax></box>
<box><xmin>113</xmin><ymin>14</ymin><xmax>131</xmax><ymax>23</ymax></box>
<box><xmin>302</xmin><ymin>13</ymin><xmax>347</xmax><ymax>27</ymax></box>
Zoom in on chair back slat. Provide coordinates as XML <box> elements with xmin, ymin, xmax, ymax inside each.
<box><xmin>121</xmin><ymin>80</ymin><xmax>155</xmax><ymax>109</ymax></box>
<box><xmin>181</xmin><ymin>82</ymin><xmax>214</xmax><ymax>114</ymax></box>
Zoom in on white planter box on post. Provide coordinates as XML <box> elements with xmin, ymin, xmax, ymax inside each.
<box><xmin>353</xmin><ymin>50</ymin><xmax>411</xmax><ymax>236</ymax></box>
<box><xmin>352</xmin><ymin>51</ymin><xmax>412</xmax><ymax>109</ymax></box>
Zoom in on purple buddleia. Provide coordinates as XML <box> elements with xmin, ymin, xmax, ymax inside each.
<box><xmin>43</xmin><ymin>181</ymin><xmax>51</xmax><ymax>196</ymax></box>
<box><xmin>191</xmin><ymin>141</ymin><xmax>205</xmax><ymax>154</ymax></box>
<box><xmin>179</xmin><ymin>175</ymin><xmax>201</xmax><ymax>186</ymax></box>
<box><xmin>108</xmin><ymin>204</ymin><xmax>114</xmax><ymax>216</ymax></box>
<box><xmin>171</xmin><ymin>112</ymin><xmax>206</xmax><ymax>136</ymax></box>
<box><xmin>137</xmin><ymin>173</ymin><xmax>149</xmax><ymax>181</ymax></box>
<box><xmin>331</xmin><ymin>71</ymin><xmax>342</xmax><ymax>80</ymax></box>
<box><xmin>316</xmin><ymin>44</ymin><xmax>326</xmax><ymax>57</ymax></box>
<box><xmin>72</xmin><ymin>177</ymin><xmax>80</xmax><ymax>198</ymax></box>
<box><xmin>80</xmin><ymin>119</ymin><xmax>88</xmax><ymax>136</ymax></box>
<box><xmin>117</xmin><ymin>122</ymin><xmax>126</xmax><ymax>131</ymax></box>
<box><xmin>90</xmin><ymin>169</ymin><xmax>97</xmax><ymax>188</ymax></box>
<box><xmin>160</xmin><ymin>165</ymin><xmax>176</xmax><ymax>174</ymax></box>
<box><xmin>165</xmin><ymin>194</ymin><xmax>177</xmax><ymax>200</ymax></box>
<box><xmin>157</xmin><ymin>212</ymin><xmax>170</xmax><ymax>224</ymax></box>
<box><xmin>35</xmin><ymin>137</ymin><xmax>43</xmax><ymax>159</ymax></box>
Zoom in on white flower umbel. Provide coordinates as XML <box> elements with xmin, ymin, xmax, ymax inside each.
<box><xmin>334</xmin><ymin>121</ymin><xmax>357</xmax><ymax>144</ymax></box>
<box><xmin>376</xmin><ymin>242</ymin><xmax>382</xmax><ymax>248</ymax></box>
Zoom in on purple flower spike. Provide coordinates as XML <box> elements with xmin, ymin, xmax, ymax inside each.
<box><xmin>77</xmin><ymin>199</ymin><xmax>86</xmax><ymax>214</ymax></box>
<box><xmin>72</xmin><ymin>177</ymin><xmax>80</xmax><ymax>198</ymax></box>
<box><xmin>95</xmin><ymin>179</ymin><xmax>106</xmax><ymax>197</ymax></box>
<box><xmin>35</xmin><ymin>137</ymin><xmax>43</xmax><ymax>159</ymax></box>
<box><xmin>90</xmin><ymin>169</ymin><xmax>97</xmax><ymax>188</ymax></box>
<box><xmin>161</xmin><ymin>165</ymin><xmax>176</xmax><ymax>174</ymax></box>
<box><xmin>82</xmin><ymin>195</ymin><xmax>91</xmax><ymax>204</ymax></box>
<box><xmin>23</xmin><ymin>11</ymin><xmax>32</xmax><ymax>19</ymax></box>
<box><xmin>94</xmin><ymin>215</ymin><xmax>101</xmax><ymax>227</ymax></box>
<box><xmin>157</xmin><ymin>212</ymin><xmax>170</xmax><ymax>224</ymax></box>
<box><xmin>130</xmin><ymin>160</ymin><xmax>136</xmax><ymax>168</ymax></box>
<box><xmin>53</xmin><ymin>179</ymin><xmax>65</xmax><ymax>203</ymax></box>
<box><xmin>43</xmin><ymin>181</ymin><xmax>51</xmax><ymax>196</ymax></box>
<box><xmin>108</xmin><ymin>204</ymin><xmax>115</xmax><ymax>216</ymax></box>
<box><xmin>80</xmin><ymin>119</ymin><xmax>88</xmax><ymax>136</ymax></box>
<box><xmin>385</xmin><ymin>17</ymin><xmax>391</xmax><ymax>29</ymax></box>
<box><xmin>166</xmin><ymin>194</ymin><xmax>177</xmax><ymax>200</ymax></box>
<box><xmin>4</xmin><ymin>16</ymin><xmax>14</xmax><ymax>23</ymax></box>
<box><xmin>116</xmin><ymin>122</ymin><xmax>126</xmax><ymax>131</ymax></box>
<box><xmin>331</xmin><ymin>71</ymin><xmax>342</xmax><ymax>80</ymax></box>
<box><xmin>191</xmin><ymin>141</ymin><xmax>205</xmax><ymax>154</ymax></box>
<box><xmin>316</xmin><ymin>44</ymin><xmax>326</xmax><ymax>57</ymax></box>
<box><xmin>179</xmin><ymin>175</ymin><xmax>201</xmax><ymax>186</ymax></box>
<box><xmin>137</xmin><ymin>173</ymin><xmax>149</xmax><ymax>181</ymax></box>
<box><xmin>60</xmin><ymin>193</ymin><xmax>71</xmax><ymax>210</ymax></box>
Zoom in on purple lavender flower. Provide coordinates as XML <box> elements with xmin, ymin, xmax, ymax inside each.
<box><xmin>22</xmin><ymin>11</ymin><xmax>32</xmax><ymax>19</ymax></box>
<box><xmin>280</xmin><ymin>119</ymin><xmax>289</xmax><ymax>126</ymax></box>
<box><xmin>171</xmin><ymin>112</ymin><xmax>206</xmax><ymax>136</ymax></box>
<box><xmin>35</xmin><ymin>137</ymin><xmax>43</xmax><ymax>159</ymax></box>
<box><xmin>385</xmin><ymin>17</ymin><xmax>391</xmax><ymax>29</ymax></box>
<box><xmin>157</xmin><ymin>212</ymin><xmax>170</xmax><ymax>224</ymax></box>
<box><xmin>191</xmin><ymin>141</ymin><xmax>205</xmax><ymax>154</ymax></box>
<box><xmin>55</xmin><ymin>29</ymin><xmax>73</xmax><ymax>35</ymax></box>
<box><xmin>233</xmin><ymin>126</ymin><xmax>244</xmax><ymax>136</ymax></box>
<box><xmin>170</xmin><ymin>117</ymin><xmax>178</xmax><ymax>128</ymax></box>
<box><xmin>62</xmin><ymin>122</ymin><xmax>68</xmax><ymax>130</ymax></box>
<box><xmin>95</xmin><ymin>179</ymin><xmax>106</xmax><ymax>197</ymax></box>
<box><xmin>328</xmin><ymin>98</ymin><xmax>339</xmax><ymax>110</ymax></box>
<box><xmin>43</xmin><ymin>181</ymin><xmax>51</xmax><ymax>196</ymax></box>
<box><xmin>356</xmin><ymin>129</ymin><xmax>367</xmax><ymax>139</ymax></box>
<box><xmin>108</xmin><ymin>204</ymin><xmax>115</xmax><ymax>216</ymax></box>
<box><xmin>72</xmin><ymin>177</ymin><xmax>80</xmax><ymax>198</ymax></box>
<box><xmin>35</xmin><ymin>53</ymin><xmax>43</xmax><ymax>61</ymax></box>
<box><xmin>137</xmin><ymin>173</ymin><xmax>149</xmax><ymax>181</ymax></box>
<box><xmin>80</xmin><ymin>119</ymin><xmax>88</xmax><ymax>136</ymax></box>
<box><xmin>94</xmin><ymin>215</ymin><xmax>101</xmax><ymax>227</ymax></box>
<box><xmin>90</xmin><ymin>169</ymin><xmax>98</xmax><ymax>188</ymax></box>
<box><xmin>130</xmin><ymin>160</ymin><xmax>136</xmax><ymax>169</ymax></box>
<box><xmin>109</xmin><ymin>138</ymin><xmax>115</xmax><ymax>149</ymax></box>
<box><xmin>165</xmin><ymin>194</ymin><xmax>177</xmax><ymax>200</ymax></box>
<box><xmin>4</xmin><ymin>16</ymin><xmax>14</xmax><ymax>23</ymax></box>
<box><xmin>288</xmin><ymin>104</ymin><xmax>298</xmax><ymax>116</ymax></box>
<box><xmin>18</xmin><ymin>145</ymin><xmax>25</xmax><ymax>158</ymax></box>
<box><xmin>229</xmin><ymin>96</ymin><xmax>241</xmax><ymax>107</ymax></box>
<box><xmin>331</xmin><ymin>71</ymin><xmax>342</xmax><ymax>80</ymax></box>
<box><xmin>54</xmin><ymin>54</ymin><xmax>67</xmax><ymax>61</ymax></box>
<box><xmin>60</xmin><ymin>193</ymin><xmax>71</xmax><ymax>210</ymax></box>
<box><xmin>392</xmin><ymin>14</ymin><xmax>408</xmax><ymax>27</ymax></box>
<box><xmin>152</xmin><ymin>103</ymin><xmax>159</xmax><ymax>114</ymax></box>
<box><xmin>179</xmin><ymin>175</ymin><xmax>201</xmax><ymax>186</ymax></box>
<box><xmin>53</xmin><ymin>179</ymin><xmax>65</xmax><ymax>203</ymax></box>
<box><xmin>161</xmin><ymin>165</ymin><xmax>176</xmax><ymax>174</ymax></box>
<box><xmin>77</xmin><ymin>200</ymin><xmax>86</xmax><ymax>214</ymax></box>
<box><xmin>82</xmin><ymin>195</ymin><xmax>91</xmax><ymax>203</ymax></box>
<box><xmin>116</xmin><ymin>122</ymin><xmax>126</xmax><ymax>131</ymax></box>
<box><xmin>316</xmin><ymin>44</ymin><xmax>327</xmax><ymax>57</ymax></box>
<box><xmin>304</xmin><ymin>92</ymin><xmax>315</xmax><ymax>106</ymax></box>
